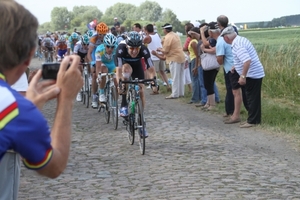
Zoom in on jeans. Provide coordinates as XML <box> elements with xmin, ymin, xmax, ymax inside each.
<box><xmin>189</xmin><ymin>59</ymin><xmax>200</xmax><ymax>103</ymax></box>
<box><xmin>198</xmin><ymin>66</ymin><xmax>220</xmax><ymax>104</ymax></box>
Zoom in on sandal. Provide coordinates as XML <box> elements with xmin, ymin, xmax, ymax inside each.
<box><xmin>165</xmin><ymin>95</ymin><xmax>178</xmax><ymax>99</ymax></box>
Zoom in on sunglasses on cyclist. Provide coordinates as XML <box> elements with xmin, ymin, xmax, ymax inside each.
<box><xmin>105</xmin><ymin>45</ymin><xmax>115</xmax><ymax>49</ymax></box>
<box><xmin>82</xmin><ymin>43</ymin><xmax>89</xmax><ymax>46</ymax></box>
<box><xmin>127</xmin><ymin>46</ymin><xmax>141</xmax><ymax>51</ymax></box>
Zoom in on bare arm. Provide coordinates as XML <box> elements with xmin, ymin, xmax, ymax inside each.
<box><xmin>217</xmin><ymin>56</ymin><xmax>224</xmax><ymax>65</ymax></box>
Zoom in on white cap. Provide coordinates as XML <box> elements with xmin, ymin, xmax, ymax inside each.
<box><xmin>192</xmin><ymin>21</ymin><xmax>201</xmax><ymax>28</ymax></box>
<box><xmin>114</xmin><ymin>17</ymin><xmax>117</xmax><ymax>20</ymax></box>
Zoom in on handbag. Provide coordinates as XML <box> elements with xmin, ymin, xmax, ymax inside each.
<box><xmin>200</xmin><ymin>52</ymin><xmax>220</xmax><ymax>71</ymax></box>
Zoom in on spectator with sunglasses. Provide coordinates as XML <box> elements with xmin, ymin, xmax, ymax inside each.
<box><xmin>95</xmin><ymin>33</ymin><xmax>118</xmax><ymax>103</ymax></box>
<box><xmin>116</xmin><ymin>31</ymin><xmax>158</xmax><ymax>138</ymax></box>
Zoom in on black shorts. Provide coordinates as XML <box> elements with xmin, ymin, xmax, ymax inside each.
<box><xmin>228</xmin><ymin>70</ymin><xmax>242</xmax><ymax>90</ymax></box>
<box><xmin>77</xmin><ymin>51</ymin><xmax>87</xmax><ymax>63</ymax></box>
<box><xmin>125</xmin><ymin>62</ymin><xmax>145</xmax><ymax>80</ymax></box>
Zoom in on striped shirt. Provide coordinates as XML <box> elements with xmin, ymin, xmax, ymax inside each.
<box><xmin>232</xmin><ymin>35</ymin><xmax>265</xmax><ymax>78</ymax></box>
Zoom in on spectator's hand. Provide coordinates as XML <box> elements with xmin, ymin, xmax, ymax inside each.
<box><xmin>238</xmin><ymin>77</ymin><xmax>246</xmax><ymax>85</ymax></box>
<box><xmin>151</xmin><ymin>50</ymin><xmax>157</xmax><ymax>56</ymax></box>
<box><xmin>230</xmin><ymin>66</ymin><xmax>235</xmax><ymax>73</ymax></box>
<box><xmin>192</xmin><ymin>67</ymin><xmax>198</xmax><ymax>76</ymax></box>
<box><xmin>26</xmin><ymin>70</ymin><xmax>60</xmax><ymax>110</ymax></box>
<box><xmin>200</xmin><ymin>25</ymin><xmax>207</xmax><ymax>33</ymax></box>
<box><xmin>156</xmin><ymin>48</ymin><xmax>162</xmax><ymax>52</ymax></box>
<box><xmin>56</xmin><ymin>55</ymin><xmax>83</xmax><ymax>101</ymax></box>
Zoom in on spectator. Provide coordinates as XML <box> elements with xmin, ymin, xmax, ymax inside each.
<box><xmin>0</xmin><ymin>73</ymin><xmax>27</xmax><ymax>200</ymax></box>
<box><xmin>114</xmin><ymin>17</ymin><xmax>120</xmax><ymax>27</ymax></box>
<box><xmin>0</xmin><ymin>1</ymin><xmax>83</xmax><ymax>199</ymax></box>
<box><xmin>144</xmin><ymin>24</ymin><xmax>171</xmax><ymax>92</ymax></box>
<box><xmin>221</xmin><ymin>26</ymin><xmax>265</xmax><ymax>127</ymax></box>
<box><xmin>187</xmin><ymin>27</ymin><xmax>201</xmax><ymax>104</ymax></box>
<box><xmin>199</xmin><ymin>22</ymin><xmax>220</xmax><ymax>111</ymax></box>
<box><xmin>157</xmin><ymin>23</ymin><xmax>185</xmax><ymax>99</ymax></box>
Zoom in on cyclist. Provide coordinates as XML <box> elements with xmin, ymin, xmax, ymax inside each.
<box><xmin>74</xmin><ymin>34</ymin><xmax>90</xmax><ymax>102</ymax></box>
<box><xmin>95</xmin><ymin>33</ymin><xmax>118</xmax><ymax>103</ymax></box>
<box><xmin>67</xmin><ymin>32</ymin><xmax>80</xmax><ymax>55</ymax></box>
<box><xmin>41</xmin><ymin>33</ymin><xmax>55</xmax><ymax>62</ymax></box>
<box><xmin>74</xmin><ymin>34</ymin><xmax>89</xmax><ymax>63</ymax></box>
<box><xmin>87</xmin><ymin>22</ymin><xmax>108</xmax><ymax>109</ymax></box>
<box><xmin>55</xmin><ymin>35</ymin><xmax>68</xmax><ymax>62</ymax></box>
<box><xmin>116</xmin><ymin>31</ymin><xmax>158</xmax><ymax>138</ymax></box>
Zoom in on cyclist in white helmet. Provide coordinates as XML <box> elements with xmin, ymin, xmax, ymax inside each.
<box><xmin>95</xmin><ymin>33</ymin><xmax>118</xmax><ymax>103</ymax></box>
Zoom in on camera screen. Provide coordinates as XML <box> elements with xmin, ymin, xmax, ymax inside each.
<box><xmin>42</xmin><ymin>63</ymin><xmax>60</xmax><ymax>79</ymax></box>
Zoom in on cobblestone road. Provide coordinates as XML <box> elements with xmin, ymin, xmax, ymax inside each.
<box><xmin>18</xmin><ymin>59</ymin><xmax>300</xmax><ymax>199</ymax></box>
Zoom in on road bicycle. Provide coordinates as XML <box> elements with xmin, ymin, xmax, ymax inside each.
<box><xmin>119</xmin><ymin>77</ymin><xmax>157</xmax><ymax>155</ymax></box>
<box><xmin>80</xmin><ymin>63</ymin><xmax>91</xmax><ymax>108</ymax></box>
<box><xmin>98</xmin><ymin>72</ymin><xmax>119</xmax><ymax>130</ymax></box>
<box><xmin>43</xmin><ymin>50</ymin><xmax>54</xmax><ymax>63</ymax></box>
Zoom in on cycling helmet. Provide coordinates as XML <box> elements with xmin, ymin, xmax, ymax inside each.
<box><xmin>70</xmin><ymin>32</ymin><xmax>79</xmax><ymax>41</ymax></box>
<box><xmin>86</xmin><ymin>30</ymin><xmax>94</xmax><ymax>38</ymax></box>
<box><xmin>81</xmin><ymin>34</ymin><xmax>89</xmax><ymax>45</ymax></box>
<box><xmin>125</xmin><ymin>31</ymin><xmax>142</xmax><ymax>47</ymax></box>
<box><xmin>104</xmin><ymin>33</ymin><xmax>117</xmax><ymax>46</ymax></box>
<box><xmin>96</xmin><ymin>22</ymin><xmax>109</xmax><ymax>34</ymax></box>
<box><xmin>59</xmin><ymin>35</ymin><xmax>66</xmax><ymax>42</ymax></box>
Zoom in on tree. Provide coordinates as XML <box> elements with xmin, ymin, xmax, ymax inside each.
<box><xmin>102</xmin><ymin>3</ymin><xmax>137</xmax><ymax>23</ymax></box>
<box><xmin>72</xmin><ymin>6</ymin><xmax>103</xmax><ymax>24</ymax></box>
<box><xmin>161</xmin><ymin>9</ymin><xmax>184</xmax><ymax>33</ymax></box>
<box><xmin>51</xmin><ymin>7</ymin><xmax>72</xmax><ymax>31</ymax></box>
<box><xmin>137</xmin><ymin>1</ymin><xmax>162</xmax><ymax>22</ymax></box>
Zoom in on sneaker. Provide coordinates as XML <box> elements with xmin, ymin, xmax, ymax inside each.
<box><xmin>146</xmin><ymin>85</ymin><xmax>151</xmax><ymax>89</ymax></box>
<box><xmin>99</xmin><ymin>94</ymin><xmax>106</xmax><ymax>102</ymax></box>
<box><xmin>119</xmin><ymin>107</ymin><xmax>128</xmax><ymax>117</ymax></box>
<box><xmin>139</xmin><ymin>128</ymin><xmax>148</xmax><ymax>138</ymax></box>
<box><xmin>163</xmin><ymin>82</ymin><xmax>167</xmax><ymax>86</ymax></box>
<box><xmin>91</xmin><ymin>101</ymin><xmax>98</xmax><ymax>109</ymax></box>
<box><xmin>91</xmin><ymin>94</ymin><xmax>98</xmax><ymax>108</ymax></box>
<box><xmin>76</xmin><ymin>92</ymin><xmax>82</xmax><ymax>102</ymax></box>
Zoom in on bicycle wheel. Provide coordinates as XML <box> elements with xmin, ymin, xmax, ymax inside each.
<box><xmin>84</xmin><ymin>73</ymin><xmax>89</xmax><ymax>108</ymax></box>
<box><xmin>127</xmin><ymin>90</ymin><xmax>135</xmax><ymax>145</ymax></box>
<box><xmin>136</xmin><ymin>98</ymin><xmax>145</xmax><ymax>155</ymax></box>
<box><xmin>104</xmin><ymin>82</ymin><xmax>110</xmax><ymax>124</ymax></box>
<box><xmin>111</xmin><ymin>86</ymin><xmax>118</xmax><ymax>130</ymax></box>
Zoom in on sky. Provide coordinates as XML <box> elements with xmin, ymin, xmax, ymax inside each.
<box><xmin>16</xmin><ymin>0</ymin><xmax>300</xmax><ymax>25</ymax></box>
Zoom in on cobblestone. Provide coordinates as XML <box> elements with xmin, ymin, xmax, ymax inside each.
<box><xmin>17</xmin><ymin>59</ymin><xmax>300</xmax><ymax>199</ymax></box>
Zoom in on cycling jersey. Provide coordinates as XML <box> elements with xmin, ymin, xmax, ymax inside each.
<box><xmin>74</xmin><ymin>41</ymin><xmax>88</xmax><ymax>54</ymax></box>
<box><xmin>95</xmin><ymin>44</ymin><xmax>117</xmax><ymax>73</ymax></box>
<box><xmin>0</xmin><ymin>74</ymin><xmax>53</xmax><ymax>170</ymax></box>
<box><xmin>42</xmin><ymin>38</ymin><xmax>55</xmax><ymax>48</ymax></box>
<box><xmin>116</xmin><ymin>43</ymin><xmax>153</xmax><ymax>79</ymax></box>
<box><xmin>89</xmin><ymin>33</ymin><xmax>103</xmax><ymax>66</ymax></box>
<box><xmin>56</xmin><ymin>41</ymin><xmax>67</xmax><ymax>50</ymax></box>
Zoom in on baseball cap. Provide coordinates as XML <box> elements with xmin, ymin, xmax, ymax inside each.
<box><xmin>114</xmin><ymin>17</ymin><xmax>117</xmax><ymax>20</ymax></box>
<box><xmin>192</xmin><ymin>21</ymin><xmax>201</xmax><ymax>28</ymax></box>
<box><xmin>220</xmin><ymin>26</ymin><xmax>235</xmax><ymax>36</ymax></box>
<box><xmin>162</xmin><ymin>23</ymin><xmax>172</xmax><ymax>29</ymax></box>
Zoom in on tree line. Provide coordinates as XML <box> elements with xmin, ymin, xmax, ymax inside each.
<box><xmin>38</xmin><ymin>0</ymin><xmax>191</xmax><ymax>34</ymax></box>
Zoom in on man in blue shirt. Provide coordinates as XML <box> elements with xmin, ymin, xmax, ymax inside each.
<box><xmin>0</xmin><ymin>1</ymin><xmax>83</xmax><ymax>199</ymax></box>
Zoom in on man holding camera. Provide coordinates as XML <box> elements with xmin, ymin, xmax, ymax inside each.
<box><xmin>0</xmin><ymin>1</ymin><xmax>83</xmax><ymax>199</ymax></box>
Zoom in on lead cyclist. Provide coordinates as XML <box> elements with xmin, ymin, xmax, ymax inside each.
<box><xmin>115</xmin><ymin>31</ymin><xmax>158</xmax><ymax>138</ymax></box>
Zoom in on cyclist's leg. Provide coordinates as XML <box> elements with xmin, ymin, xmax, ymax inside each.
<box><xmin>132</xmin><ymin>63</ymin><xmax>145</xmax><ymax>109</ymax></box>
<box><xmin>119</xmin><ymin>63</ymin><xmax>133</xmax><ymax>117</ymax></box>
<box><xmin>98</xmin><ymin>65</ymin><xmax>108</xmax><ymax>103</ymax></box>
<box><xmin>91</xmin><ymin>64</ymin><xmax>98</xmax><ymax>108</ymax></box>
